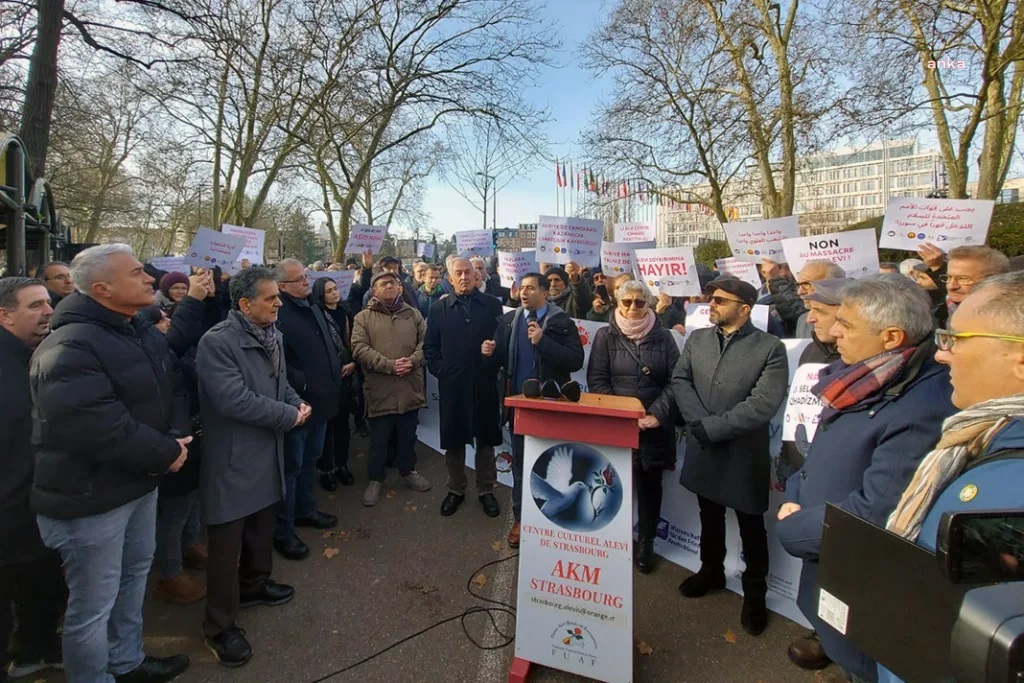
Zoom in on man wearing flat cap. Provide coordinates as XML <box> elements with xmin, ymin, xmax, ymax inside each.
<box><xmin>671</xmin><ymin>275</ymin><xmax>789</xmax><ymax>636</ymax></box>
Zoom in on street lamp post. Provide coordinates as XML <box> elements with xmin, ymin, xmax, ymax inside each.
<box><xmin>476</xmin><ymin>172</ymin><xmax>496</xmax><ymax>231</ymax></box>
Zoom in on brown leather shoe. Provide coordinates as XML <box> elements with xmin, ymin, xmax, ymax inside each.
<box><xmin>508</xmin><ymin>522</ymin><xmax>521</xmax><ymax>549</ymax></box>
<box><xmin>788</xmin><ymin>631</ymin><xmax>831</xmax><ymax>670</ymax></box>
<box><xmin>155</xmin><ymin>573</ymin><xmax>207</xmax><ymax>605</ymax></box>
<box><xmin>184</xmin><ymin>543</ymin><xmax>209</xmax><ymax>571</ymax></box>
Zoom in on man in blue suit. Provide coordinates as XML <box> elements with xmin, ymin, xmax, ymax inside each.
<box><xmin>776</xmin><ymin>275</ymin><xmax>957</xmax><ymax>683</ymax></box>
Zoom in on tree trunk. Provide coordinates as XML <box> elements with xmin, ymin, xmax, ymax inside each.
<box><xmin>18</xmin><ymin>0</ymin><xmax>65</xmax><ymax>177</ymax></box>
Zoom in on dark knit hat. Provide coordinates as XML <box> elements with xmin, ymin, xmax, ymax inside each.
<box><xmin>544</xmin><ymin>265</ymin><xmax>569</xmax><ymax>284</ymax></box>
<box><xmin>158</xmin><ymin>272</ymin><xmax>190</xmax><ymax>297</ymax></box>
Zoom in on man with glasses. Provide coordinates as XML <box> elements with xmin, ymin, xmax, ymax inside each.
<box><xmin>793</xmin><ymin>260</ymin><xmax>847</xmax><ymax>338</ymax></box>
<box><xmin>876</xmin><ymin>271</ymin><xmax>1024</xmax><ymax>683</ymax></box>
<box><xmin>40</xmin><ymin>262</ymin><xmax>74</xmax><ymax>307</ymax></box>
<box><xmin>775</xmin><ymin>274</ymin><xmax>956</xmax><ymax>683</ymax></box>
<box><xmin>917</xmin><ymin>243</ymin><xmax>1010</xmax><ymax>327</ymax></box>
<box><xmin>672</xmin><ymin>276</ymin><xmax>788</xmax><ymax>636</ymax></box>
<box><xmin>273</xmin><ymin>259</ymin><xmax>340</xmax><ymax>561</ymax></box>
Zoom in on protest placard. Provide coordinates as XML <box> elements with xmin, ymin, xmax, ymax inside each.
<box><xmin>683</xmin><ymin>302</ymin><xmax>770</xmax><ymax>337</ymax></box>
<box><xmin>723</xmin><ymin>216</ymin><xmax>801</xmax><ymax>263</ymax></box>
<box><xmin>601</xmin><ymin>241</ymin><xmax>654</xmax><ymax>276</ymax></box>
<box><xmin>343</xmin><ymin>224</ymin><xmax>388</xmax><ymax>254</ymax></box>
<box><xmin>185</xmin><ymin>227</ymin><xmax>245</xmax><ymax>269</ymax></box>
<box><xmin>150</xmin><ymin>256</ymin><xmax>189</xmax><ymax>275</ymax></box>
<box><xmin>781</xmin><ymin>228</ymin><xmax>880</xmax><ymax>277</ymax></box>
<box><xmin>497</xmin><ymin>251</ymin><xmax>539</xmax><ymax>286</ymax></box>
<box><xmin>536</xmin><ymin>216</ymin><xmax>602</xmax><ymax>267</ymax></box>
<box><xmin>305</xmin><ymin>269</ymin><xmax>355</xmax><ymax>299</ymax></box>
<box><xmin>455</xmin><ymin>229</ymin><xmax>494</xmax><ymax>257</ymax></box>
<box><xmin>633</xmin><ymin>247</ymin><xmax>701</xmax><ymax>296</ymax></box>
<box><xmin>416</xmin><ymin>241</ymin><xmax>435</xmax><ymax>258</ymax></box>
<box><xmin>613</xmin><ymin>221</ymin><xmax>656</xmax><ymax>243</ymax></box>
<box><xmin>714</xmin><ymin>257</ymin><xmax>762</xmax><ymax>289</ymax></box>
<box><xmin>782</xmin><ymin>363</ymin><xmax>827</xmax><ymax>443</ymax></box>
<box><xmin>221</xmin><ymin>224</ymin><xmax>265</xmax><ymax>264</ymax></box>
<box><xmin>879</xmin><ymin>197</ymin><xmax>994</xmax><ymax>252</ymax></box>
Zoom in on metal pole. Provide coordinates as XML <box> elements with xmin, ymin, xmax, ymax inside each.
<box><xmin>482</xmin><ymin>180</ymin><xmax>488</xmax><ymax>231</ymax></box>
<box><xmin>492</xmin><ymin>182</ymin><xmax>496</xmax><ymax>231</ymax></box>
<box><xmin>5</xmin><ymin>140</ymin><xmax>26</xmax><ymax>276</ymax></box>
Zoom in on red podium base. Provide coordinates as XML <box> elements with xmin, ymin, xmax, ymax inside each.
<box><xmin>508</xmin><ymin>656</ymin><xmax>532</xmax><ymax>683</ymax></box>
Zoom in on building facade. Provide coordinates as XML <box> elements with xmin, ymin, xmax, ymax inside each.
<box><xmin>656</xmin><ymin>138</ymin><xmax>948</xmax><ymax>247</ymax></box>
<box><xmin>495</xmin><ymin>227</ymin><xmax>519</xmax><ymax>251</ymax></box>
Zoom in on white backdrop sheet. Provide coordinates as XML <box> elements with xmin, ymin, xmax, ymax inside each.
<box><xmin>415</xmin><ymin>315</ymin><xmax>811</xmax><ymax>627</ymax></box>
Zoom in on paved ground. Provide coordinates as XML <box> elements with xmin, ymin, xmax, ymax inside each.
<box><xmin>32</xmin><ymin>436</ymin><xmax>851</xmax><ymax>683</ymax></box>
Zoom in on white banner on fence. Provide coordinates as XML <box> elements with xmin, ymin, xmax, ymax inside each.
<box><xmin>714</xmin><ymin>257</ymin><xmax>762</xmax><ymax>289</ymax></box>
<box><xmin>151</xmin><ymin>256</ymin><xmax>189</xmax><ymax>275</ymax></box>
<box><xmin>344</xmin><ymin>224</ymin><xmax>388</xmax><ymax>254</ymax></box>
<box><xmin>536</xmin><ymin>216</ymin><xmax>603</xmax><ymax>267</ymax></box>
<box><xmin>682</xmin><ymin>302</ymin><xmax>770</xmax><ymax>341</ymax></box>
<box><xmin>633</xmin><ymin>247</ymin><xmax>702</xmax><ymax>297</ymax></box>
<box><xmin>185</xmin><ymin>227</ymin><xmax>245</xmax><ymax>270</ymax></box>
<box><xmin>600</xmin><ymin>240</ymin><xmax>654</xmax><ymax>277</ymax></box>
<box><xmin>781</xmin><ymin>229</ymin><xmax>880</xmax><ymax>277</ymax></box>
<box><xmin>782</xmin><ymin>363</ymin><xmax>827</xmax><ymax>443</ymax></box>
<box><xmin>723</xmin><ymin>216</ymin><xmax>801</xmax><ymax>263</ymax></box>
<box><xmin>455</xmin><ymin>229</ymin><xmax>495</xmax><ymax>257</ymax></box>
<box><xmin>879</xmin><ymin>197</ymin><xmax>994</xmax><ymax>253</ymax></box>
<box><xmin>221</xmin><ymin>224</ymin><xmax>265</xmax><ymax>265</ymax></box>
<box><xmin>497</xmin><ymin>251</ymin><xmax>539</xmax><ymax>287</ymax></box>
<box><xmin>305</xmin><ymin>269</ymin><xmax>355</xmax><ymax>299</ymax></box>
<box><xmin>613</xmin><ymin>221</ymin><xmax>656</xmax><ymax>244</ymax></box>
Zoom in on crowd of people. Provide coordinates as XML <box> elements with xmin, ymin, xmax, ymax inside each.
<box><xmin>1</xmin><ymin>235</ymin><xmax>1023</xmax><ymax>683</ymax></box>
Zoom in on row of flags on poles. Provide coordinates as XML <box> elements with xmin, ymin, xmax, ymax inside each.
<box><xmin>554</xmin><ymin>158</ymin><xmax>740</xmax><ymax>220</ymax></box>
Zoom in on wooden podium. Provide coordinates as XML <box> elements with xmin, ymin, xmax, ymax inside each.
<box><xmin>505</xmin><ymin>392</ymin><xmax>645</xmax><ymax>683</ymax></box>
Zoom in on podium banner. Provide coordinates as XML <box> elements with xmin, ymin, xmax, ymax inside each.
<box><xmin>516</xmin><ymin>436</ymin><xmax>633</xmax><ymax>683</ymax></box>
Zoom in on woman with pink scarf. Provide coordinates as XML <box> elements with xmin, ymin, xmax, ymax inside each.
<box><xmin>587</xmin><ymin>279</ymin><xmax>680</xmax><ymax>573</ymax></box>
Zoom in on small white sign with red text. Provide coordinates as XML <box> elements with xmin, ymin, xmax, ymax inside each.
<box><xmin>613</xmin><ymin>222</ymin><xmax>655</xmax><ymax>244</ymax></box>
<box><xmin>601</xmin><ymin>241</ymin><xmax>654</xmax><ymax>276</ymax></box>
<box><xmin>343</xmin><ymin>224</ymin><xmax>388</xmax><ymax>254</ymax></box>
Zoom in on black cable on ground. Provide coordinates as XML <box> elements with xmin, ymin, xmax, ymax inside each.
<box><xmin>305</xmin><ymin>553</ymin><xmax>520</xmax><ymax>683</ymax></box>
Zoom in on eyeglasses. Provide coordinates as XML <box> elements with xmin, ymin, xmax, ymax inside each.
<box><xmin>45</xmin><ymin>274</ymin><xmax>71</xmax><ymax>282</ymax></box>
<box><xmin>796</xmin><ymin>281</ymin><xmax>814</xmax><ymax>291</ymax></box>
<box><xmin>375</xmin><ymin>280</ymin><xmax>399</xmax><ymax>288</ymax></box>
<box><xmin>277</xmin><ymin>278</ymin><xmax>305</xmax><ymax>285</ymax></box>
<box><xmin>619</xmin><ymin>299</ymin><xmax>647</xmax><ymax>309</ymax></box>
<box><xmin>709</xmin><ymin>295</ymin><xmax>745</xmax><ymax>306</ymax></box>
<box><xmin>934</xmin><ymin>328</ymin><xmax>1024</xmax><ymax>352</ymax></box>
<box><xmin>939</xmin><ymin>274</ymin><xmax>978</xmax><ymax>286</ymax></box>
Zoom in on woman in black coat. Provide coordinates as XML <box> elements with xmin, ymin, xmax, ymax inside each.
<box><xmin>587</xmin><ymin>279</ymin><xmax>680</xmax><ymax>574</ymax></box>
<box><xmin>312</xmin><ymin>277</ymin><xmax>359</xmax><ymax>490</ymax></box>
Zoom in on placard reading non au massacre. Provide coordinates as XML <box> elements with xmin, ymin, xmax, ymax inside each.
<box><xmin>343</xmin><ymin>224</ymin><xmax>388</xmax><ymax>254</ymax></box>
<box><xmin>305</xmin><ymin>270</ymin><xmax>355</xmax><ymax>299</ymax></box>
<box><xmin>185</xmin><ymin>227</ymin><xmax>246</xmax><ymax>269</ymax></box>
<box><xmin>454</xmin><ymin>229</ymin><xmax>495</xmax><ymax>257</ymax></box>
<box><xmin>714</xmin><ymin>257</ymin><xmax>762</xmax><ymax>289</ymax></box>
<box><xmin>723</xmin><ymin>216</ymin><xmax>801</xmax><ymax>263</ymax></box>
<box><xmin>612</xmin><ymin>221</ymin><xmax>656</xmax><ymax>243</ymax></box>
<box><xmin>633</xmin><ymin>246</ymin><xmax>702</xmax><ymax>297</ymax></box>
<box><xmin>535</xmin><ymin>216</ymin><xmax>602</xmax><ymax>267</ymax></box>
<box><xmin>781</xmin><ymin>228</ymin><xmax>880</xmax><ymax>277</ymax></box>
<box><xmin>879</xmin><ymin>197</ymin><xmax>994</xmax><ymax>253</ymax></box>
<box><xmin>497</xmin><ymin>250</ymin><xmax>539</xmax><ymax>286</ymax></box>
<box><xmin>221</xmin><ymin>224</ymin><xmax>265</xmax><ymax>264</ymax></box>
<box><xmin>601</xmin><ymin>240</ymin><xmax>654</xmax><ymax>276</ymax></box>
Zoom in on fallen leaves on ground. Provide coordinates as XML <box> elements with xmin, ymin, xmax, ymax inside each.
<box><xmin>321</xmin><ymin>531</ymin><xmax>335</xmax><ymax>539</ymax></box>
<box><xmin>723</xmin><ymin>628</ymin><xmax>737</xmax><ymax>644</ymax></box>
<box><xmin>491</xmin><ymin>541</ymin><xmax>502</xmax><ymax>552</ymax></box>
<box><xmin>337</xmin><ymin>530</ymin><xmax>351</xmax><ymax>540</ymax></box>
<box><xmin>636</xmin><ymin>641</ymin><xmax>654</xmax><ymax>656</ymax></box>
<box><xmin>472</xmin><ymin>573</ymin><xmax>488</xmax><ymax>588</ymax></box>
<box><xmin>404</xmin><ymin>505</ymin><xmax>417</xmax><ymax>512</ymax></box>
<box><xmin>323</xmin><ymin>547</ymin><xmax>340</xmax><ymax>559</ymax></box>
<box><xmin>385</xmin><ymin>490</ymin><xmax>397</xmax><ymax>499</ymax></box>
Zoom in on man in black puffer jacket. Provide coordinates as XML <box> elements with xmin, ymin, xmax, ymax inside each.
<box><xmin>31</xmin><ymin>244</ymin><xmax>192</xmax><ymax>683</ymax></box>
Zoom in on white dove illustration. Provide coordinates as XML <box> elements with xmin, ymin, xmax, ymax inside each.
<box><xmin>531</xmin><ymin>446</ymin><xmax>615</xmax><ymax>525</ymax></box>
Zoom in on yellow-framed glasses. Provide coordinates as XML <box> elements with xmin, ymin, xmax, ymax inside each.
<box><xmin>934</xmin><ymin>328</ymin><xmax>1024</xmax><ymax>352</ymax></box>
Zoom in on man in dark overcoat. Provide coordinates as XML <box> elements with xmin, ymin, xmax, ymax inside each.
<box><xmin>425</xmin><ymin>257</ymin><xmax>504</xmax><ymax>519</ymax></box>
<box><xmin>671</xmin><ymin>276</ymin><xmax>788</xmax><ymax>636</ymax></box>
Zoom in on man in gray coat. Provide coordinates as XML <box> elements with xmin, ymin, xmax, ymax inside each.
<box><xmin>672</xmin><ymin>276</ymin><xmax>788</xmax><ymax>636</ymax></box>
<box><xmin>196</xmin><ymin>267</ymin><xmax>309</xmax><ymax>668</ymax></box>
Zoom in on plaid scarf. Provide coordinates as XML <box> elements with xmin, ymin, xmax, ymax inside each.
<box><xmin>232</xmin><ymin>310</ymin><xmax>281</xmax><ymax>372</ymax></box>
<box><xmin>887</xmin><ymin>395</ymin><xmax>1024</xmax><ymax>541</ymax></box>
<box><xmin>813</xmin><ymin>346</ymin><xmax>917</xmax><ymax>413</ymax></box>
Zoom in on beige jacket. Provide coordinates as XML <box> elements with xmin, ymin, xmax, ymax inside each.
<box><xmin>351</xmin><ymin>298</ymin><xmax>427</xmax><ymax>418</ymax></box>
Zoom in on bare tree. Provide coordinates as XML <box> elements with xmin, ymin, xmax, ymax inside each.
<box><xmin>831</xmin><ymin>0</ymin><xmax>1024</xmax><ymax>200</ymax></box>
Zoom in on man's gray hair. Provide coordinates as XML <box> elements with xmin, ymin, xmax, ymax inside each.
<box><xmin>230</xmin><ymin>266</ymin><xmax>277</xmax><ymax>310</ymax></box>
<box><xmin>803</xmin><ymin>259</ymin><xmax>846</xmax><ymax>279</ymax></box>
<box><xmin>470</xmin><ymin>256</ymin><xmax>486</xmax><ymax>268</ymax></box>
<box><xmin>967</xmin><ymin>271</ymin><xmax>1024</xmax><ymax>335</ymax></box>
<box><xmin>616</xmin><ymin>278</ymin><xmax>654</xmax><ymax>304</ymax></box>
<box><xmin>0</xmin><ymin>277</ymin><xmax>45</xmax><ymax>310</ymax></box>
<box><xmin>40</xmin><ymin>261</ymin><xmax>68</xmax><ymax>277</ymax></box>
<box><xmin>451</xmin><ymin>257</ymin><xmax>473</xmax><ymax>270</ymax></box>
<box><xmin>70</xmin><ymin>243</ymin><xmax>134</xmax><ymax>295</ymax></box>
<box><xmin>274</xmin><ymin>258</ymin><xmax>304</xmax><ymax>279</ymax></box>
<box><xmin>948</xmin><ymin>245</ymin><xmax>1011</xmax><ymax>277</ymax></box>
<box><xmin>838</xmin><ymin>274</ymin><xmax>934</xmax><ymax>344</ymax></box>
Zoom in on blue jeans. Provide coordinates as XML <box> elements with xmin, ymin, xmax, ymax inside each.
<box><xmin>154</xmin><ymin>490</ymin><xmax>200</xmax><ymax>577</ymax></box>
<box><xmin>276</xmin><ymin>417</ymin><xmax>327</xmax><ymax>540</ymax></box>
<box><xmin>37</xmin><ymin>489</ymin><xmax>158</xmax><ymax>683</ymax></box>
